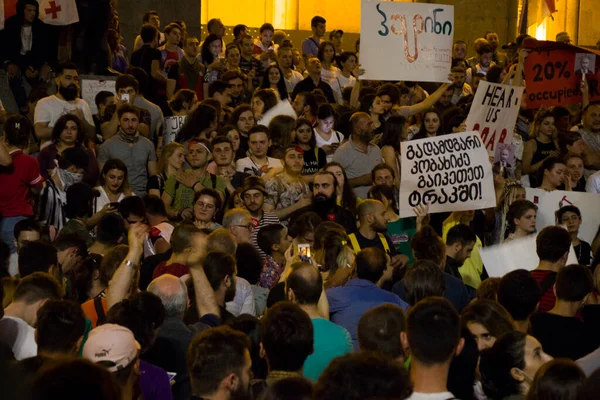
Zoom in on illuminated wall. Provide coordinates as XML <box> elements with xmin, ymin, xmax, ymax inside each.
<box><xmin>526</xmin><ymin>0</ymin><xmax>598</xmax><ymax>46</ymax></box>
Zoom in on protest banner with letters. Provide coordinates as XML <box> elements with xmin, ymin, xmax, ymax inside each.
<box><xmin>465</xmin><ymin>81</ymin><xmax>524</xmax><ymax>156</ymax></box>
<box><xmin>163</xmin><ymin>116</ymin><xmax>187</xmax><ymax>146</ymax></box>
<box><xmin>399</xmin><ymin>131</ymin><xmax>496</xmax><ymax>218</ymax></box>
<box><xmin>523</xmin><ymin>40</ymin><xmax>600</xmax><ymax>109</ymax></box>
<box><xmin>360</xmin><ymin>0</ymin><xmax>454</xmax><ymax>82</ymax></box>
<box><xmin>481</xmin><ymin>236</ymin><xmax>578</xmax><ymax>278</ymax></box>
<box><xmin>80</xmin><ymin>75</ymin><xmax>116</xmax><ymax>115</ymax></box>
<box><xmin>526</xmin><ymin>188</ymin><xmax>600</xmax><ymax>243</ymax></box>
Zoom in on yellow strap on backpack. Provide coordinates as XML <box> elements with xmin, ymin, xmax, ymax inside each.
<box><xmin>348</xmin><ymin>233</ymin><xmax>390</xmax><ymax>253</ymax></box>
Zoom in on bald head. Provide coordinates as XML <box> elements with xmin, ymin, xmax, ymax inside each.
<box><xmin>286</xmin><ymin>262</ymin><xmax>323</xmax><ymax>305</ymax></box>
<box><xmin>207</xmin><ymin>228</ymin><xmax>237</xmax><ymax>254</ymax></box>
<box><xmin>350</xmin><ymin>112</ymin><xmax>371</xmax><ymax>137</ymax></box>
<box><xmin>222</xmin><ymin>208</ymin><xmax>252</xmax><ymax>228</ymax></box>
<box><xmin>358</xmin><ymin>199</ymin><xmax>384</xmax><ymax>219</ymax></box>
<box><xmin>147</xmin><ymin>274</ymin><xmax>188</xmax><ymax>318</ymax></box>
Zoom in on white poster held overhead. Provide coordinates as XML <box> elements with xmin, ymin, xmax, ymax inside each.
<box><xmin>80</xmin><ymin>75</ymin><xmax>116</xmax><ymax>115</ymax></box>
<box><xmin>360</xmin><ymin>0</ymin><xmax>454</xmax><ymax>82</ymax></box>
<box><xmin>526</xmin><ymin>188</ymin><xmax>600</xmax><ymax>243</ymax></box>
<box><xmin>481</xmin><ymin>236</ymin><xmax>578</xmax><ymax>278</ymax></box>
<box><xmin>465</xmin><ymin>81</ymin><xmax>524</xmax><ymax>156</ymax></box>
<box><xmin>399</xmin><ymin>131</ymin><xmax>496</xmax><ymax>218</ymax></box>
<box><xmin>163</xmin><ymin>116</ymin><xmax>187</xmax><ymax>146</ymax></box>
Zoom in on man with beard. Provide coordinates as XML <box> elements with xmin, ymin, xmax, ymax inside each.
<box><xmin>221</xmin><ymin>71</ymin><xmax>251</xmax><ymax>107</ymax></box>
<box><xmin>264</xmin><ymin>146</ymin><xmax>312</xmax><ymax>224</ymax></box>
<box><xmin>188</xmin><ymin>326</ymin><xmax>252</xmax><ymax>400</ymax></box>
<box><xmin>38</xmin><ymin>147</ymin><xmax>88</xmax><ymax>231</ymax></box>
<box><xmin>445</xmin><ymin>224</ymin><xmax>477</xmax><ymax>281</ymax></box>
<box><xmin>241</xmin><ymin>176</ymin><xmax>281</xmax><ymax>260</ymax></box>
<box><xmin>278</xmin><ymin>47</ymin><xmax>303</xmax><ymax>95</ymax></box>
<box><xmin>484</xmin><ymin>31</ymin><xmax>509</xmax><ymax>68</ymax></box>
<box><xmin>452</xmin><ymin>40</ymin><xmax>467</xmax><ymax>67</ymax></box>
<box><xmin>291</xmin><ymin>58</ymin><xmax>335</xmax><ymax>104</ymax></box>
<box><xmin>162</xmin><ymin>139</ymin><xmax>226</xmax><ymax>220</ymax></box>
<box><xmin>327</xmin><ymin>247</ymin><xmax>409</xmax><ymax>349</ymax></box>
<box><xmin>34</xmin><ymin>63</ymin><xmax>96</xmax><ymax>149</ymax></box>
<box><xmin>289</xmin><ymin>171</ymin><xmax>355</xmax><ymax>233</ymax></box>
<box><xmin>97</xmin><ymin>104</ymin><xmax>157</xmax><ymax>196</ymax></box>
<box><xmin>332</xmin><ymin>112</ymin><xmax>383</xmax><ymax>199</ymax></box>
<box><xmin>449</xmin><ymin>66</ymin><xmax>472</xmax><ymax>105</ymax></box>
<box><xmin>347</xmin><ymin>200</ymin><xmax>408</xmax><ymax>270</ymax></box>
<box><xmin>202</xmin><ymin>251</ymin><xmax>239</xmax><ymax>323</ymax></box>
<box><xmin>466</xmin><ymin>44</ymin><xmax>494</xmax><ymax>83</ymax></box>
<box><xmin>168</xmin><ymin>36</ymin><xmax>204</xmax><ymax>100</ymax></box>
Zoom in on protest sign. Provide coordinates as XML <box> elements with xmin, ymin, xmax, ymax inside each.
<box><xmin>360</xmin><ymin>0</ymin><xmax>453</xmax><ymax>82</ymax></box>
<box><xmin>523</xmin><ymin>40</ymin><xmax>600</xmax><ymax>109</ymax></box>
<box><xmin>526</xmin><ymin>188</ymin><xmax>600</xmax><ymax>243</ymax></box>
<box><xmin>80</xmin><ymin>75</ymin><xmax>116</xmax><ymax>115</ymax></box>
<box><xmin>163</xmin><ymin>116</ymin><xmax>187</xmax><ymax>146</ymax></box>
<box><xmin>399</xmin><ymin>131</ymin><xmax>496</xmax><ymax>218</ymax></box>
<box><xmin>465</xmin><ymin>81</ymin><xmax>524</xmax><ymax>156</ymax></box>
<box><xmin>481</xmin><ymin>236</ymin><xmax>578</xmax><ymax>278</ymax></box>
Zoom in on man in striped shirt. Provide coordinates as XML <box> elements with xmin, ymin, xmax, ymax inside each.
<box><xmin>530</xmin><ymin>226</ymin><xmax>572</xmax><ymax>313</ymax></box>
<box><xmin>240</xmin><ymin>176</ymin><xmax>280</xmax><ymax>260</ymax></box>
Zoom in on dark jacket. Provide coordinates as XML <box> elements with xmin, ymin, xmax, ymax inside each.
<box><xmin>2</xmin><ymin>13</ymin><xmax>52</xmax><ymax>70</ymax></box>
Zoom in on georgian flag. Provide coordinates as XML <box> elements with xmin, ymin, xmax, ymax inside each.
<box><xmin>1</xmin><ymin>0</ymin><xmax>79</xmax><ymax>30</ymax></box>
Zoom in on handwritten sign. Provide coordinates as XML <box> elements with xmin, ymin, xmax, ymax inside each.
<box><xmin>360</xmin><ymin>0</ymin><xmax>454</xmax><ymax>82</ymax></box>
<box><xmin>399</xmin><ymin>131</ymin><xmax>496</xmax><ymax>218</ymax></box>
<box><xmin>526</xmin><ymin>188</ymin><xmax>600</xmax><ymax>243</ymax></box>
<box><xmin>80</xmin><ymin>75</ymin><xmax>116</xmax><ymax>115</ymax></box>
<box><xmin>163</xmin><ymin>116</ymin><xmax>187</xmax><ymax>146</ymax></box>
<box><xmin>523</xmin><ymin>40</ymin><xmax>600</xmax><ymax>109</ymax></box>
<box><xmin>465</xmin><ymin>81</ymin><xmax>524</xmax><ymax>156</ymax></box>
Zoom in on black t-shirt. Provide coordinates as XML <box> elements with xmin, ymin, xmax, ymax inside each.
<box><xmin>130</xmin><ymin>45</ymin><xmax>162</xmax><ymax>98</ymax></box>
<box><xmin>575</xmin><ymin>240</ymin><xmax>593</xmax><ymax>266</ymax></box>
<box><xmin>301</xmin><ymin>147</ymin><xmax>327</xmax><ymax>175</ymax></box>
<box><xmin>352</xmin><ymin>231</ymin><xmax>398</xmax><ymax>256</ymax></box>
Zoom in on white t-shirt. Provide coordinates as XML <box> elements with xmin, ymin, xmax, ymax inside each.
<box><xmin>314</xmin><ymin>129</ymin><xmax>343</xmax><ymax>162</ymax></box>
<box><xmin>586</xmin><ymin>170</ymin><xmax>600</xmax><ymax>194</ymax></box>
<box><xmin>407</xmin><ymin>392</ymin><xmax>456</xmax><ymax>400</ymax></box>
<box><xmin>226</xmin><ymin>277</ymin><xmax>256</xmax><ymax>317</ymax></box>
<box><xmin>93</xmin><ymin>186</ymin><xmax>129</xmax><ymax>214</ymax></box>
<box><xmin>34</xmin><ymin>95</ymin><xmax>94</xmax><ymax>128</ymax></box>
<box><xmin>320</xmin><ymin>66</ymin><xmax>343</xmax><ymax>104</ymax></box>
<box><xmin>0</xmin><ymin>316</ymin><xmax>37</xmax><ymax>360</ymax></box>
<box><xmin>236</xmin><ymin>157</ymin><xmax>283</xmax><ymax>177</ymax></box>
<box><xmin>284</xmin><ymin>70</ymin><xmax>304</xmax><ymax>94</ymax></box>
<box><xmin>336</xmin><ymin>73</ymin><xmax>357</xmax><ymax>89</ymax></box>
<box><xmin>21</xmin><ymin>26</ymin><xmax>32</xmax><ymax>54</ymax></box>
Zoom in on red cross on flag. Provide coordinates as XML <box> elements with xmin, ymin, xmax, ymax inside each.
<box><xmin>38</xmin><ymin>0</ymin><xmax>78</xmax><ymax>25</ymax></box>
<box><xmin>0</xmin><ymin>0</ymin><xmax>18</xmax><ymax>29</ymax></box>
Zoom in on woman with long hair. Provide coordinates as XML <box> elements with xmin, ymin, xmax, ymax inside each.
<box><xmin>537</xmin><ymin>156</ymin><xmax>568</xmax><ymax>191</ymax></box>
<box><xmin>147</xmin><ymin>142</ymin><xmax>185</xmax><ymax>197</ymax></box>
<box><xmin>267</xmin><ymin>115</ymin><xmax>295</xmax><ymax>160</ymax></box>
<box><xmin>359</xmin><ymin>94</ymin><xmax>385</xmax><ymax>137</ymax></box>
<box><xmin>294</xmin><ymin>118</ymin><xmax>326</xmax><ymax>177</ymax></box>
<box><xmin>413</xmin><ymin>108</ymin><xmax>444</xmax><ymax>140</ymax></box>
<box><xmin>317</xmin><ymin>40</ymin><xmax>343</xmax><ymax>104</ymax></box>
<box><xmin>380</xmin><ymin>115</ymin><xmax>408</xmax><ymax>188</ymax></box>
<box><xmin>200</xmin><ymin>33</ymin><xmax>225</xmax><ymax>88</ymax></box>
<box><xmin>175</xmin><ymin>103</ymin><xmax>218</xmax><ymax>144</ymax></box>
<box><xmin>94</xmin><ymin>159</ymin><xmax>133</xmax><ymax>216</ymax></box>
<box><xmin>504</xmin><ymin>200</ymin><xmax>537</xmax><ymax>242</ymax></box>
<box><xmin>314</xmin><ymin>103</ymin><xmax>342</xmax><ymax>161</ymax></box>
<box><xmin>37</xmin><ymin>114</ymin><xmax>99</xmax><ymax>186</ymax></box>
<box><xmin>252</xmin><ymin>88</ymin><xmax>279</xmax><ymax>124</ymax></box>
<box><xmin>224</xmin><ymin>42</ymin><xmax>242</xmax><ymax>73</ymax></box>
<box><xmin>168</xmin><ymin>89</ymin><xmax>197</xmax><ymax>116</ymax></box>
<box><xmin>325</xmin><ymin>162</ymin><xmax>358</xmax><ymax>214</ymax></box>
<box><xmin>230</xmin><ymin>104</ymin><xmax>255</xmax><ymax>156</ymax></box>
<box><xmin>522</xmin><ymin>109</ymin><xmax>559</xmax><ymax>188</ymax></box>
<box><xmin>461</xmin><ymin>299</ymin><xmax>515</xmax><ymax>352</ymax></box>
<box><xmin>313</xmin><ymin>229</ymin><xmax>355</xmax><ymax>289</ymax></box>
<box><xmin>260</xmin><ymin>65</ymin><xmax>288</xmax><ymax>101</ymax></box>
<box><xmin>488</xmin><ymin>180</ymin><xmax>527</xmax><ymax>246</ymax></box>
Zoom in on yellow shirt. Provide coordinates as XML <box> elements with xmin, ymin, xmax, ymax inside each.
<box><xmin>442</xmin><ymin>214</ymin><xmax>483</xmax><ymax>289</ymax></box>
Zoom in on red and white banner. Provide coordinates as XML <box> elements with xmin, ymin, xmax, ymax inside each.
<box><xmin>39</xmin><ymin>0</ymin><xmax>78</xmax><ymax>26</ymax></box>
<box><xmin>1</xmin><ymin>0</ymin><xmax>78</xmax><ymax>30</ymax></box>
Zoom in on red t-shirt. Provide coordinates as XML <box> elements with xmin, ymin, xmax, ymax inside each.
<box><xmin>152</xmin><ymin>261</ymin><xmax>190</xmax><ymax>279</ymax></box>
<box><xmin>530</xmin><ymin>270</ymin><xmax>557</xmax><ymax>313</ymax></box>
<box><xmin>0</xmin><ymin>150</ymin><xmax>43</xmax><ymax>217</ymax></box>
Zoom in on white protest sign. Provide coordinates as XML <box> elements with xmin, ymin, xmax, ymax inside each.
<box><xmin>399</xmin><ymin>131</ymin><xmax>496</xmax><ymax>218</ymax></box>
<box><xmin>465</xmin><ymin>81</ymin><xmax>524</xmax><ymax>156</ymax></box>
<box><xmin>80</xmin><ymin>75</ymin><xmax>116</xmax><ymax>115</ymax></box>
<box><xmin>163</xmin><ymin>116</ymin><xmax>187</xmax><ymax>146</ymax></box>
<box><xmin>360</xmin><ymin>0</ymin><xmax>453</xmax><ymax>82</ymax></box>
<box><xmin>480</xmin><ymin>236</ymin><xmax>578</xmax><ymax>278</ymax></box>
<box><xmin>526</xmin><ymin>188</ymin><xmax>600</xmax><ymax>243</ymax></box>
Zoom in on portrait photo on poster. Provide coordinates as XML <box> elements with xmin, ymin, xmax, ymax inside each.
<box><xmin>574</xmin><ymin>53</ymin><xmax>596</xmax><ymax>75</ymax></box>
<box><xmin>492</xmin><ymin>143</ymin><xmax>517</xmax><ymax>179</ymax></box>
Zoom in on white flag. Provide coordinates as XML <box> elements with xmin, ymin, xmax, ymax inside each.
<box><xmin>38</xmin><ymin>0</ymin><xmax>79</xmax><ymax>26</ymax></box>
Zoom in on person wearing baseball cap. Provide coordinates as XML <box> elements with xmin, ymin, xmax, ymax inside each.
<box><xmin>241</xmin><ymin>175</ymin><xmax>281</xmax><ymax>260</ymax></box>
<box><xmin>83</xmin><ymin>323</ymin><xmax>141</xmax><ymax>395</ymax></box>
<box><xmin>329</xmin><ymin>29</ymin><xmax>344</xmax><ymax>56</ymax></box>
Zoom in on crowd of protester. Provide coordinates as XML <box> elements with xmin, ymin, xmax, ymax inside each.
<box><xmin>2</xmin><ymin>1</ymin><xmax>600</xmax><ymax>399</ymax></box>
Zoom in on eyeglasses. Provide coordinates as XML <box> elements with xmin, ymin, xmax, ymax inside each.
<box><xmin>234</xmin><ymin>223</ymin><xmax>255</xmax><ymax>231</ymax></box>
